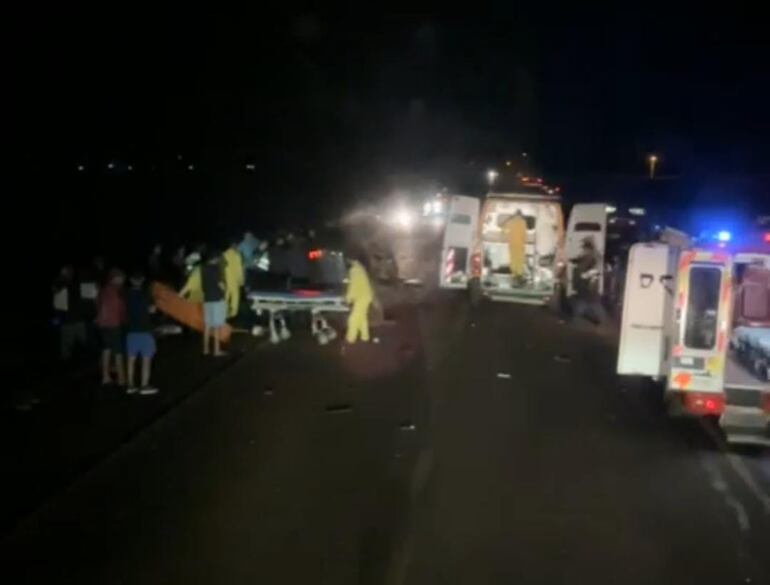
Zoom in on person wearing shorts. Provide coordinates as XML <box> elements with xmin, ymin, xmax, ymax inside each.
<box><xmin>201</xmin><ymin>251</ymin><xmax>227</xmax><ymax>356</ymax></box>
<box><xmin>96</xmin><ymin>269</ymin><xmax>126</xmax><ymax>386</ymax></box>
<box><xmin>125</xmin><ymin>272</ymin><xmax>158</xmax><ymax>395</ymax></box>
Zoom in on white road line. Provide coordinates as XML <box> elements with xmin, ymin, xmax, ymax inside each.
<box><xmin>700</xmin><ymin>454</ymin><xmax>751</xmax><ymax>533</ymax></box>
<box><xmin>701</xmin><ymin>421</ymin><xmax>770</xmax><ymax>516</ymax></box>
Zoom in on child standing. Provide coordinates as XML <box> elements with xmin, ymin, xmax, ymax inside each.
<box><xmin>125</xmin><ymin>271</ymin><xmax>158</xmax><ymax>395</ymax></box>
<box><xmin>96</xmin><ymin>269</ymin><xmax>126</xmax><ymax>386</ymax></box>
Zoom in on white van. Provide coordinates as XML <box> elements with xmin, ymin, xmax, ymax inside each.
<box><xmin>440</xmin><ymin>192</ymin><xmax>606</xmax><ymax>305</ymax></box>
<box><xmin>617</xmin><ymin>240</ymin><xmax>770</xmax><ymax>446</ymax></box>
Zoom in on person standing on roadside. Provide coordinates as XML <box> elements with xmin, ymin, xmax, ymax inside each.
<box><xmin>53</xmin><ymin>265</ymin><xmax>88</xmax><ymax>361</ymax></box>
<box><xmin>345</xmin><ymin>253</ymin><xmax>374</xmax><ymax>343</ymax></box>
<box><xmin>95</xmin><ymin>269</ymin><xmax>127</xmax><ymax>386</ymax></box>
<box><xmin>570</xmin><ymin>236</ymin><xmax>606</xmax><ymax>325</ymax></box>
<box><xmin>223</xmin><ymin>238</ymin><xmax>244</xmax><ymax>319</ymax></box>
<box><xmin>201</xmin><ymin>250</ymin><xmax>227</xmax><ymax>356</ymax></box>
<box><xmin>125</xmin><ymin>271</ymin><xmax>158</xmax><ymax>395</ymax></box>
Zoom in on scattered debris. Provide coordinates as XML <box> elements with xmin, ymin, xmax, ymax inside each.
<box><xmin>325</xmin><ymin>403</ymin><xmax>353</xmax><ymax>414</ymax></box>
<box><xmin>399</xmin><ymin>421</ymin><xmax>417</xmax><ymax>431</ymax></box>
<box><xmin>553</xmin><ymin>354</ymin><xmax>571</xmax><ymax>363</ymax></box>
<box><xmin>496</xmin><ymin>372</ymin><xmax>512</xmax><ymax>379</ymax></box>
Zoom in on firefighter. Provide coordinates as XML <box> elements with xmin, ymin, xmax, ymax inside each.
<box><xmin>223</xmin><ymin>239</ymin><xmax>244</xmax><ymax>318</ymax></box>
<box><xmin>345</xmin><ymin>254</ymin><xmax>374</xmax><ymax>343</ymax></box>
<box><xmin>502</xmin><ymin>210</ymin><xmax>527</xmax><ymax>280</ymax></box>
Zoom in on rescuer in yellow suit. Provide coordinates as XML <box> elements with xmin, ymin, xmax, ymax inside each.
<box><xmin>502</xmin><ymin>211</ymin><xmax>527</xmax><ymax>278</ymax></box>
<box><xmin>223</xmin><ymin>241</ymin><xmax>244</xmax><ymax>318</ymax></box>
<box><xmin>180</xmin><ymin>265</ymin><xmax>204</xmax><ymax>303</ymax></box>
<box><xmin>345</xmin><ymin>257</ymin><xmax>374</xmax><ymax>343</ymax></box>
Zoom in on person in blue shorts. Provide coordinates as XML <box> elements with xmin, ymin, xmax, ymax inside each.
<box><xmin>125</xmin><ymin>271</ymin><xmax>158</xmax><ymax>395</ymax></box>
<box><xmin>201</xmin><ymin>250</ymin><xmax>228</xmax><ymax>356</ymax></box>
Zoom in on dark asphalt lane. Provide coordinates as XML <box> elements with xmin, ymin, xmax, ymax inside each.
<box><xmin>2</xmin><ymin>294</ymin><xmax>769</xmax><ymax>584</ymax></box>
<box><xmin>402</xmin><ymin>301</ymin><xmax>770</xmax><ymax>585</ymax></box>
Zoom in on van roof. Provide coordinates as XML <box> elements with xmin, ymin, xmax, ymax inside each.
<box><xmin>486</xmin><ymin>191</ymin><xmax>562</xmax><ymax>203</ymax></box>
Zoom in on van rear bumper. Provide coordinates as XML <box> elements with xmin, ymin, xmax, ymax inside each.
<box><xmin>482</xmin><ymin>285</ymin><xmax>554</xmax><ymax>305</ymax></box>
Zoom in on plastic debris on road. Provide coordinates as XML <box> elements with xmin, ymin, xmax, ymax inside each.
<box><xmin>497</xmin><ymin>372</ymin><xmax>512</xmax><ymax>379</ymax></box>
<box><xmin>325</xmin><ymin>403</ymin><xmax>353</xmax><ymax>414</ymax></box>
<box><xmin>553</xmin><ymin>354</ymin><xmax>571</xmax><ymax>363</ymax></box>
<box><xmin>399</xmin><ymin>421</ymin><xmax>417</xmax><ymax>431</ymax></box>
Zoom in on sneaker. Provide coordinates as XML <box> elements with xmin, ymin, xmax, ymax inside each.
<box><xmin>126</xmin><ymin>387</ymin><xmax>139</xmax><ymax>395</ymax></box>
<box><xmin>140</xmin><ymin>386</ymin><xmax>159</xmax><ymax>395</ymax></box>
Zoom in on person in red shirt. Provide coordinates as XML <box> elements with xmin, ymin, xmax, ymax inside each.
<box><xmin>96</xmin><ymin>269</ymin><xmax>127</xmax><ymax>386</ymax></box>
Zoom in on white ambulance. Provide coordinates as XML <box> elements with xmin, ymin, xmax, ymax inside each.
<box><xmin>439</xmin><ymin>190</ymin><xmax>607</xmax><ymax>305</ymax></box>
<box><xmin>617</xmin><ymin>233</ymin><xmax>770</xmax><ymax>446</ymax></box>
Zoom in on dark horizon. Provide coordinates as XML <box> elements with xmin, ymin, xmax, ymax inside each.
<box><xmin>11</xmin><ymin>4</ymin><xmax>770</xmax><ymax>257</ymax></box>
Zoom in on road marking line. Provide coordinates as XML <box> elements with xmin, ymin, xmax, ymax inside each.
<box><xmin>700</xmin><ymin>420</ymin><xmax>770</xmax><ymax>515</ymax></box>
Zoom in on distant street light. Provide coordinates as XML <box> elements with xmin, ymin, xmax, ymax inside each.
<box><xmin>487</xmin><ymin>169</ymin><xmax>499</xmax><ymax>186</ymax></box>
<box><xmin>647</xmin><ymin>154</ymin><xmax>659</xmax><ymax>180</ymax></box>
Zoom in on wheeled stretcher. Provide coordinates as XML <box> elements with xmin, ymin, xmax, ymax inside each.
<box><xmin>732</xmin><ymin>326</ymin><xmax>770</xmax><ymax>381</ymax></box>
<box><xmin>247</xmin><ymin>289</ymin><xmax>349</xmax><ymax>345</ymax></box>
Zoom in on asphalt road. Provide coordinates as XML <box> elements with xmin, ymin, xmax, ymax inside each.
<box><xmin>2</xmin><ymin>293</ymin><xmax>769</xmax><ymax>584</ymax></box>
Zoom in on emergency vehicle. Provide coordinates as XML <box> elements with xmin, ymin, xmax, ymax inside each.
<box><xmin>617</xmin><ymin>230</ymin><xmax>770</xmax><ymax>446</ymax></box>
<box><xmin>439</xmin><ymin>188</ymin><xmax>607</xmax><ymax>305</ymax></box>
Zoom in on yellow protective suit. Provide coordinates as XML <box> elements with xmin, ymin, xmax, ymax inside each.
<box><xmin>223</xmin><ymin>247</ymin><xmax>244</xmax><ymax>318</ymax></box>
<box><xmin>345</xmin><ymin>260</ymin><xmax>374</xmax><ymax>343</ymax></box>
<box><xmin>502</xmin><ymin>214</ymin><xmax>527</xmax><ymax>277</ymax></box>
<box><xmin>180</xmin><ymin>266</ymin><xmax>204</xmax><ymax>303</ymax></box>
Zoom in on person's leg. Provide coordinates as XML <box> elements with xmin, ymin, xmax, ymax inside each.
<box><xmin>203</xmin><ymin>327</ymin><xmax>211</xmax><ymax>355</ymax></box>
<box><xmin>346</xmin><ymin>302</ymin><xmax>364</xmax><ymax>343</ymax></box>
<box><xmin>127</xmin><ymin>356</ymin><xmax>136</xmax><ymax>389</ymax></box>
<box><xmin>100</xmin><ymin>349</ymin><xmax>112</xmax><ymax>384</ymax></box>
<box><xmin>345</xmin><ymin>306</ymin><xmax>358</xmax><ymax>343</ymax></box>
<box><xmin>214</xmin><ymin>301</ymin><xmax>227</xmax><ymax>356</ymax></box>
<box><xmin>571</xmin><ymin>297</ymin><xmax>586</xmax><ymax>323</ymax></box>
<box><xmin>230</xmin><ymin>286</ymin><xmax>240</xmax><ymax>319</ymax></box>
<box><xmin>114</xmin><ymin>353</ymin><xmax>126</xmax><ymax>386</ymax></box>
<box><xmin>359</xmin><ymin>300</ymin><xmax>371</xmax><ymax>342</ymax></box>
<box><xmin>141</xmin><ymin>357</ymin><xmax>152</xmax><ymax>388</ymax></box>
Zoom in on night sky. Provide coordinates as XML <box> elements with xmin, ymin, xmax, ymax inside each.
<box><xmin>12</xmin><ymin>4</ymin><xmax>770</xmax><ymax>257</ymax></box>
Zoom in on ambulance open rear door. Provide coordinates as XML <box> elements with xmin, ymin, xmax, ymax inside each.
<box><xmin>439</xmin><ymin>195</ymin><xmax>480</xmax><ymax>289</ymax></box>
<box><xmin>617</xmin><ymin>243</ymin><xmax>677</xmax><ymax>377</ymax></box>
<box><xmin>667</xmin><ymin>250</ymin><xmax>732</xmax><ymax>415</ymax></box>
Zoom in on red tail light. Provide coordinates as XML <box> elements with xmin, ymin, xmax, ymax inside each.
<box><xmin>308</xmin><ymin>249</ymin><xmax>323</xmax><ymax>260</ymax></box>
<box><xmin>471</xmin><ymin>252</ymin><xmax>482</xmax><ymax>277</ymax></box>
<box><xmin>682</xmin><ymin>392</ymin><xmax>725</xmax><ymax>416</ymax></box>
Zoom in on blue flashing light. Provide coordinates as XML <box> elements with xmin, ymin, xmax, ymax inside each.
<box><xmin>717</xmin><ymin>230</ymin><xmax>732</xmax><ymax>242</ymax></box>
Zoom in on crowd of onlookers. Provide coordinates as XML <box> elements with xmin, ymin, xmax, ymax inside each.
<box><xmin>51</xmin><ymin>230</ymin><xmax>324</xmax><ymax>395</ymax></box>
